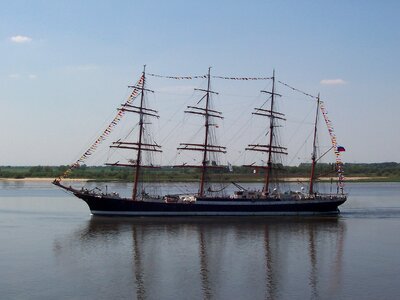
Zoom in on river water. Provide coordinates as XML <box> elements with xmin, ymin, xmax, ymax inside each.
<box><xmin>1</xmin><ymin>181</ymin><xmax>400</xmax><ymax>299</ymax></box>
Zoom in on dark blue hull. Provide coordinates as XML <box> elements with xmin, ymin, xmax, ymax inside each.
<box><xmin>73</xmin><ymin>192</ymin><xmax>346</xmax><ymax>216</ymax></box>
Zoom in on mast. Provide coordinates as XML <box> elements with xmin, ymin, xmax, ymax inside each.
<box><xmin>132</xmin><ymin>65</ymin><xmax>147</xmax><ymax>200</ymax></box>
<box><xmin>176</xmin><ymin>67</ymin><xmax>225</xmax><ymax>197</ymax></box>
<box><xmin>199</xmin><ymin>67</ymin><xmax>212</xmax><ymax>197</ymax></box>
<box><xmin>309</xmin><ymin>94</ymin><xmax>320</xmax><ymax>195</ymax></box>
<box><xmin>245</xmin><ymin>70</ymin><xmax>287</xmax><ymax>196</ymax></box>
<box><xmin>264</xmin><ymin>70</ymin><xmax>276</xmax><ymax>194</ymax></box>
<box><xmin>106</xmin><ymin>65</ymin><xmax>161</xmax><ymax>201</ymax></box>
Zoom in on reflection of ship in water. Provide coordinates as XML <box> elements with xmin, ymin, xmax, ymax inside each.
<box><xmin>54</xmin><ymin>217</ymin><xmax>346</xmax><ymax>299</ymax></box>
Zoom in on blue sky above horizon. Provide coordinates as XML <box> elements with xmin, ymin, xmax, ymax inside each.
<box><xmin>1</xmin><ymin>0</ymin><xmax>399</xmax><ymax>165</ymax></box>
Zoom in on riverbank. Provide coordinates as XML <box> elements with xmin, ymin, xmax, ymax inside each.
<box><xmin>2</xmin><ymin>163</ymin><xmax>400</xmax><ymax>182</ymax></box>
<box><xmin>0</xmin><ymin>178</ymin><xmax>89</xmax><ymax>182</ymax></box>
<box><xmin>0</xmin><ymin>176</ymin><xmax>392</xmax><ymax>183</ymax></box>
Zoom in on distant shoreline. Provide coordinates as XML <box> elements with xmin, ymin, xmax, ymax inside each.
<box><xmin>0</xmin><ymin>178</ymin><xmax>89</xmax><ymax>182</ymax></box>
<box><xmin>2</xmin><ymin>164</ymin><xmax>399</xmax><ymax>183</ymax></box>
<box><xmin>0</xmin><ymin>176</ymin><xmax>391</xmax><ymax>183</ymax></box>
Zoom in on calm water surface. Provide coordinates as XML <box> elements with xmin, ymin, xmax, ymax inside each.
<box><xmin>1</xmin><ymin>181</ymin><xmax>400</xmax><ymax>299</ymax></box>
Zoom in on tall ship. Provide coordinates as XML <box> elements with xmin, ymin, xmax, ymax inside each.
<box><xmin>53</xmin><ymin>66</ymin><xmax>347</xmax><ymax>216</ymax></box>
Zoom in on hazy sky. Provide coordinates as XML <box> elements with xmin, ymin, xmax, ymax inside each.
<box><xmin>1</xmin><ymin>0</ymin><xmax>399</xmax><ymax>166</ymax></box>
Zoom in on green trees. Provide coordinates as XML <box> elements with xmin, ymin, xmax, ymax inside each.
<box><xmin>0</xmin><ymin>163</ymin><xmax>400</xmax><ymax>181</ymax></box>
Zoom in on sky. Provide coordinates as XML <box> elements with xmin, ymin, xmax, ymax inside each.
<box><xmin>1</xmin><ymin>0</ymin><xmax>399</xmax><ymax>166</ymax></box>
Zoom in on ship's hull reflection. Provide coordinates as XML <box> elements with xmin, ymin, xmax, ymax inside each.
<box><xmin>54</xmin><ymin>217</ymin><xmax>346</xmax><ymax>300</ymax></box>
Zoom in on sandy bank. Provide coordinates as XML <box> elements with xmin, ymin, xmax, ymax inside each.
<box><xmin>0</xmin><ymin>176</ymin><xmax>388</xmax><ymax>182</ymax></box>
<box><xmin>0</xmin><ymin>178</ymin><xmax>89</xmax><ymax>182</ymax></box>
<box><xmin>283</xmin><ymin>176</ymin><xmax>387</xmax><ymax>182</ymax></box>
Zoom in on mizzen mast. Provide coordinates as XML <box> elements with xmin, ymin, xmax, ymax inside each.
<box><xmin>309</xmin><ymin>94</ymin><xmax>320</xmax><ymax>195</ymax></box>
<box><xmin>177</xmin><ymin>67</ymin><xmax>226</xmax><ymax>197</ymax></box>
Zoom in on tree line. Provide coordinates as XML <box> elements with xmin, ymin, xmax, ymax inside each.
<box><xmin>1</xmin><ymin>162</ymin><xmax>400</xmax><ymax>181</ymax></box>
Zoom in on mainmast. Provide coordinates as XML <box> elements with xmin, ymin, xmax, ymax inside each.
<box><xmin>177</xmin><ymin>67</ymin><xmax>226</xmax><ymax>197</ymax></box>
<box><xmin>309</xmin><ymin>94</ymin><xmax>320</xmax><ymax>195</ymax></box>
<box><xmin>199</xmin><ymin>67</ymin><xmax>212</xmax><ymax>196</ymax></box>
<box><xmin>107</xmin><ymin>65</ymin><xmax>162</xmax><ymax>201</ymax></box>
<box><xmin>264</xmin><ymin>70</ymin><xmax>277</xmax><ymax>193</ymax></box>
<box><xmin>245</xmin><ymin>70</ymin><xmax>287</xmax><ymax>196</ymax></box>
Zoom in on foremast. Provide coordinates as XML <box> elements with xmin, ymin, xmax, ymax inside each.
<box><xmin>107</xmin><ymin>65</ymin><xmax>162</xmax><ymax>201</ymax></box>
<box><xmin>177</xmin><ymin>67</ymin><xmax>226</xmax><ymax>197</ymax></box>
<box><xmin>245</xmin><ymin>70</ymin><xmax>288</xmax><ymax>196</ymax></box>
